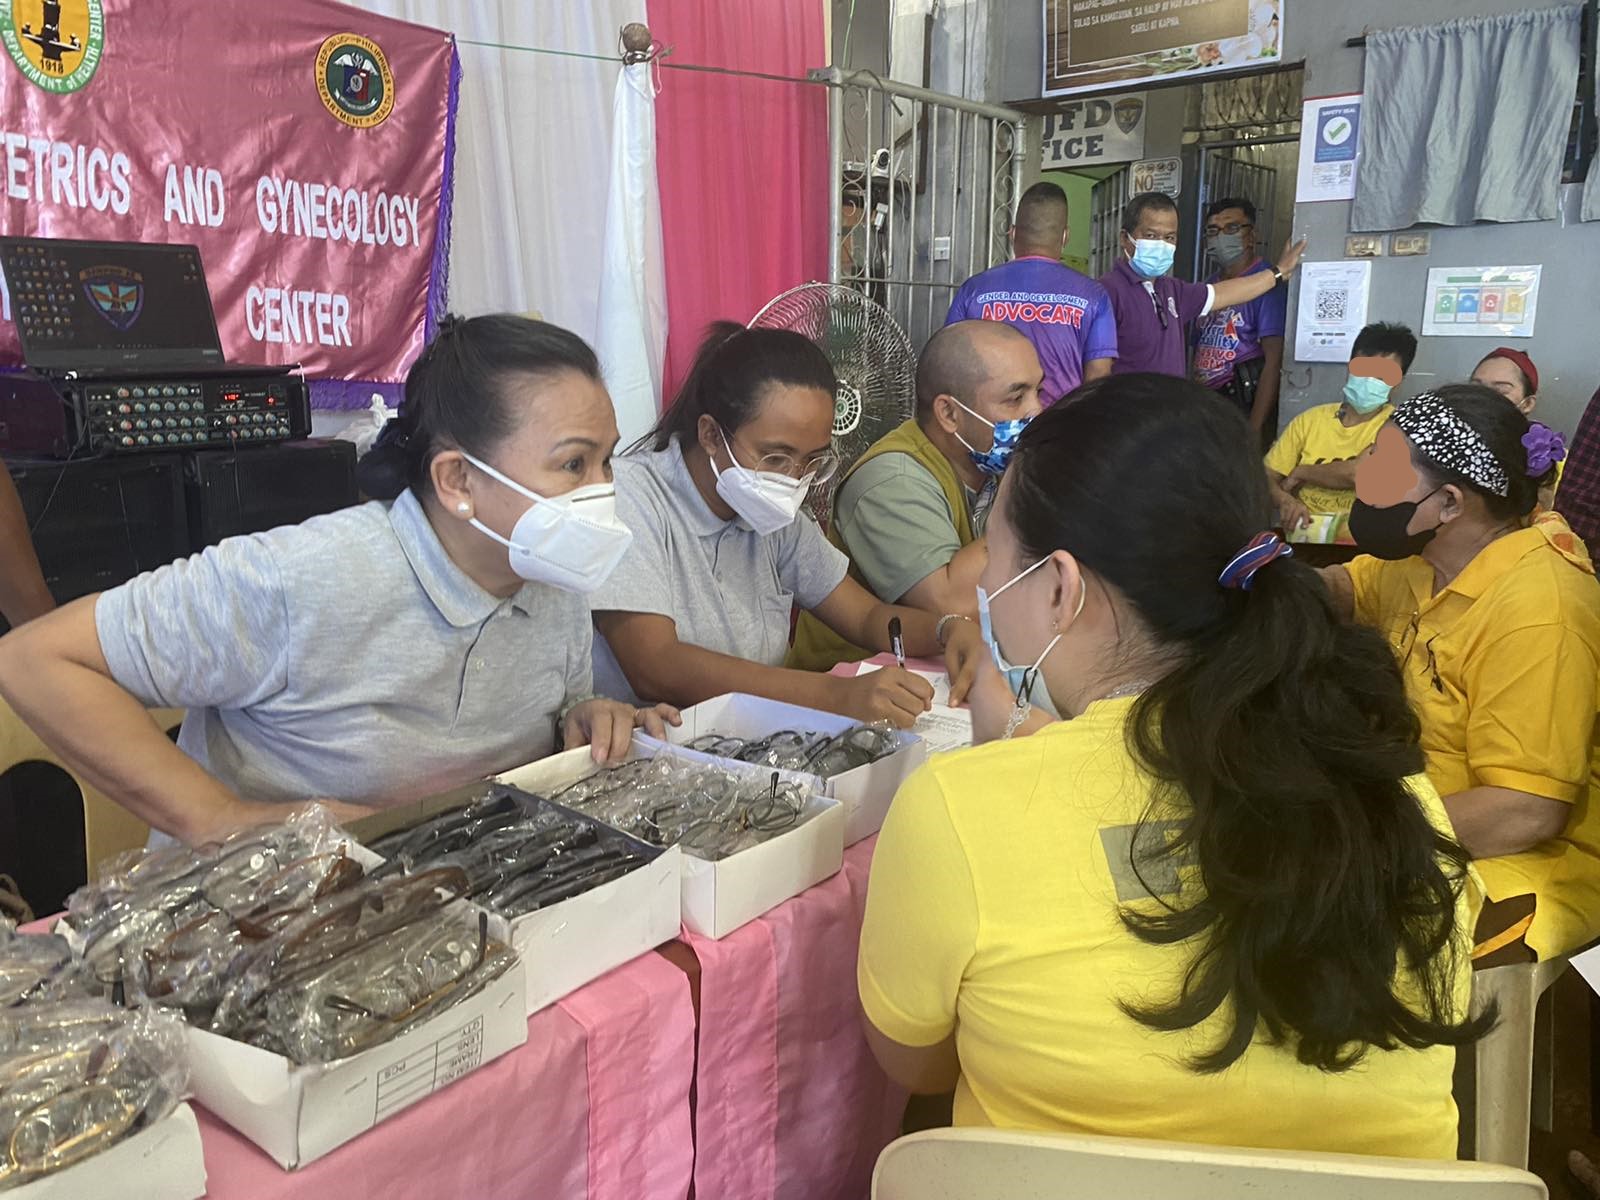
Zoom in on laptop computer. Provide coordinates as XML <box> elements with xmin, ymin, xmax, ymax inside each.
<box><xmin>1</xmin><ymin>237</ymin><xmax>226</xmax><ymax>375</ymax></box>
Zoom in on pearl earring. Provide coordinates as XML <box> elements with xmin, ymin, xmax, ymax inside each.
<box><xmin>457</xmin><ymin>501</ymin><xmax>471</xmax><ymax>515</ymax></box>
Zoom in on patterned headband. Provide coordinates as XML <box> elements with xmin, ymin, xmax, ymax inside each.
<box><xmin>1392</xmin><ymin>394</ymin><xmax>1510</xmax><ymax>497</ymax></box>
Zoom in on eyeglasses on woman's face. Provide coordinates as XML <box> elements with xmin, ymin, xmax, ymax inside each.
<box><xmin>722</xmin><ymin>426</ymin><xmax>841</xmax><ymax>484</ymax></box>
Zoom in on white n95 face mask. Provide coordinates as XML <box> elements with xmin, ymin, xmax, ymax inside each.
<box><xmin>712</xmin><ymin>430</ymin><xmax>813</xmax><ymax>536</ymax></box>
<box><xmin>460</xmin><ymin>452</ymin><xmax>633</xmax><ymax>593</ymax></box>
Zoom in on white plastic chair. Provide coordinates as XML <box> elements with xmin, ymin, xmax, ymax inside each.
<box><xmin>872</xmin><ymin>1128</ymin><xmax>1547</xmax><ymax>1200</ymax></box>
<box><xmin>1462</xmin><ymin>957</ymin><xmax>1569</xmax><ymax>1168</ymax></box>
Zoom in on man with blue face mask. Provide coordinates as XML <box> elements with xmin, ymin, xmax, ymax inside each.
<box><xmin>1265</xmin><ymin>322</ymin><xmax>1418</xmax><ymax>540</ymax></box>
<box><xmin>788</xmin><ymin>322</ymin><xmax>1044</xmax><ymax>672</ymax></box>
<box><xmin>1100</xmin><ymin>191</ymin><xmax>1305</xmax><ymax>379</ymax></box>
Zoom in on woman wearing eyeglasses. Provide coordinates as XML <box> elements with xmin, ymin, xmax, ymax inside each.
<box><xmin>1322</xmin><ymin>382</ymin><xmax>1600</xmax><ymax>964</ymax></box>
<box><xmin>858</xmin><ymin>376</ymin><xmax>1484</xmax><ymax>1156</ymax></box>
<box><xmin>0</xmin><ymin>315</ymin><xmax>674</xmax><ymax>845</ymax></box>
<box><xmin>591</xmin><ymin>323</ymin><xmax>983</xmax><ymax>728</ymax></box>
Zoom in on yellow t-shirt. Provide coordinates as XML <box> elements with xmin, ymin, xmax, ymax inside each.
<box><xmin>1345</xmin><ymin>517</ymin><xmax>1600</xmax><ymax>958</ymax></box>
<box><xmin>1264</xmin><ymin>402</ymin><xmax>1392</xmax><ymax>521</ymax></box>
<box><xmin>857</xmin><ymin>699</ymin><xmax>1470</xmax><ymax>1158</ymax></box>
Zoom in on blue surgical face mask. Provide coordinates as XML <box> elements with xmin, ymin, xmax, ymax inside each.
<box><xmin>1342</xmin><ymin>374</ymin><xmax>1394</xmax><ymax>416</ymax></box>
<box><xmin>950</xmin><ymin>398</ymin><xmax>1029</xmax><ymax>477</ymax></box>
<box><xmin>1127</xmin><ymin>238</ymin><xmax>1176</xmax><ymax>279</ymax></box>
<box><xmin>975</xmin><ymin>555</ymin><xmax>1084</xmax><ymax>705</ymax></box>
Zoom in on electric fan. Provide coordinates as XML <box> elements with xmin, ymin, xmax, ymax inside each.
<box><xmin>749</xmin><ymin>283</ymin><xmax>916</xmax><ymax>526</ymax></box>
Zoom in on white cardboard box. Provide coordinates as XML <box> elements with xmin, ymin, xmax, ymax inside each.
<box><xmin>351</xmin><ymin>788</ymin><xmax>684</xmax><ymax>1018</ymax></box>
<box><xmin>186</xmin><ymin>956</ymin><xmax>527</xmax><ymax>1168</ymax></box>
<box><xmin>485</xmin><ymin>838</ymin><xmax>682</xmax><ymax>1018</ymax></box>
<box><xmin>8</xmin><ymin>1102</ymin><xmax>206</xmax><ymax>1200</ymax></box>
<box><xmin>498</xmin><ymin>744</ymin><xmax>844</xmax><ymax>940</ymax></box>
<box><xmin>637</xmin><ymin>693</ymin><xmax>928</xmax><ymax>846</ymax></box>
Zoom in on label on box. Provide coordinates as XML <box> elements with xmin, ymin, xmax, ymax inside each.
<box><xmin>374</xmin><ymin>1014</ymin><xmax>486</xmax><ymax>1120</ymax></box>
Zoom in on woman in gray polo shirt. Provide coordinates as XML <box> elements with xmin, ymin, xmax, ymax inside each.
<box><xmin>592</xmin><ymin>323</ymin><xmax>982</xmax><ymax>728</ymax></box>
<box><xmin>0</xmin><ymin>316</ymin><xmax>674</xmax><ymax>845</ymax></box>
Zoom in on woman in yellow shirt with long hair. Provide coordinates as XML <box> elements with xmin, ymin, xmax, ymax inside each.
<box><xmin>1323</xmin><ymin>383</ymin><xmax>1600</xmax><ymax>964</ymax></box>
<box><xmin>857</xmin><ymin>374</ymin><xmax>1487</xmax><ymax>1158</ymax></box>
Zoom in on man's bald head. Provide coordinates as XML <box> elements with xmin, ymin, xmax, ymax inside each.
<box><xmin>917</xmin><ymin>321</ymin><xmax>1041</xmax><ymax>422</ymax></box>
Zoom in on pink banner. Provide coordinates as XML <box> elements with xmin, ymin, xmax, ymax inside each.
<box><xmin>0</xmin><ymin>0</ymin><xmax>455</xmax><ymax>387</ymax></box>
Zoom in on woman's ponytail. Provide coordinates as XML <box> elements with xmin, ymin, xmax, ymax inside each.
<box><xmin>1121</xmin><ymin>557</ymin><xmax>1484</xmax><ymax>1071</ymax></box>
<box><xmin>1005</xmin><ymin>375</ymin><xmax>1490</xmax><ymax>1072</ymax></box>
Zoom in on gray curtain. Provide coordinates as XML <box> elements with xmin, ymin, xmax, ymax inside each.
<box><xmin>1585</xmin><ymin>28</ymin><xmax>1600</xmax><ymax>220</ymax></box>
<box><xmin>1352</xmin><ymin>7</ymin><xmax>1581</xmax><ymax>232</ymax></box>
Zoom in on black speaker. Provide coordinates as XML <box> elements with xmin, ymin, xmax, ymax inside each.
<box><xmin>185</xmin><ymin>437</ymin><xmax>358</xmax><ymax>551</ymax></box>
<box><xmin>5</xmin><ymin>453</ymin><xmax>189</xmax><ymax>608</ymax></box>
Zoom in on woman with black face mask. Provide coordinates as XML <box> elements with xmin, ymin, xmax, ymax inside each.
<box><xmin>1322</xmin><ymin>383</ymin><xmax>1600</xmax><ymax>964</ymax></box>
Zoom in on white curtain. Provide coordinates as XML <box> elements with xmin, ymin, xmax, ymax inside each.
<box><xmin>595</xmin><ymin>63</ymin><xmax>668</xmax><ymax>444</ymax></box>
<box><xmin>345</xmin><ymin>0</ymin><xmax>667</xmax><ymax>419</ymax></box>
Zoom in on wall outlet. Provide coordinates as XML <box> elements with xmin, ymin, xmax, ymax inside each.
<box><xmin>932</xmin><ymin>236</ymin><xmax>952</xmax><ymax>262</ymax></box>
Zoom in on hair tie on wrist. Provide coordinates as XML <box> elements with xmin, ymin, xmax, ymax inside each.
<box><xmin>1219</xmin><ymin>531</ymin><xmax>1293</xmax><ymax>591</ymax></box>
<box><xmin>1522</xmin><ymin>422</ymin><xmax>1566</xmax><ymax>477</ymax></box>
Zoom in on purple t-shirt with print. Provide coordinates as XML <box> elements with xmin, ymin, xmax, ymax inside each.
<box><xmin>945</xmin><ymin>257</ymin><xmax>1119</xmax><ymax>405</ymax></box>
<box><xmin>1098</xmin><ymin>260</ymin><xmax>1212</xmax><ymax>378</ymax></box>
<box><xmin>1192</xmin><ymin>259</ymin><xmax>1288</xmax><ymax>389</ymax></box>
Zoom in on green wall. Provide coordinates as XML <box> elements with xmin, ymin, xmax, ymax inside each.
<box><xmin>1041</xmin><ymin>166</ymin><xmax>1123</xmax><ymax>275</ymax></box>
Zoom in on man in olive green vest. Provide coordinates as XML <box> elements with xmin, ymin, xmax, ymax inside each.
<box><xmin>789</xmin><ymin>321</ymin><xmax>1044</xmax><ymax>672</ymax></box>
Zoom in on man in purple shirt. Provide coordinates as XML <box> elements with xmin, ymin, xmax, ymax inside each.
<box><xmin>1193</xmin><ymin>196</ymin><xmax>1288</xmax><ymax>444</ymax></box>
<box><xmin>1100</xmin><ymin>191</ymin><xmax>1304</xmax><ymax>380</ymax></box>
<box><xmin>945</xmin><ymin>182</ymin><xmax>1117</xmax><ymax>406</ymax></box>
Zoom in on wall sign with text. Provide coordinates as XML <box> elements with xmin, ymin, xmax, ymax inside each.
<box><xmin>0</xmin><ymin>0</ymin><xmax>456</xmax><ymax>388</ymax></box>
<box><xmin>1039</xmin><ymin>93</ymin><xmax>1146</xmax><ymax>168</ymax></box>
<box><xmin>1043</xmin><ymin>0</ymin><xmax>1283</xmax><ymax>98</ymax></box>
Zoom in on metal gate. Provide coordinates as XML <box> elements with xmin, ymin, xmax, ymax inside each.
<box><xmin>814</xmin><ymin>66</ymin><xmax>1027</xmax><ymax>350</ymax></box>
<box><xmin>1188</xmin><ymin>141</ymin><xmax>1288</xmax><ymax>279</ymax></box>
<box><xmin>1088</xmin><ymin>167</ymin><xmax>1131</xmax><ymax>278</ymax></box>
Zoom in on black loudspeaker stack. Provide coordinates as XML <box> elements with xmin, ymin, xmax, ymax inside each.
<box><xmin>7</xmin><ymin>438</ymin><xmax>359</xmax><ymax>622</ymax></box>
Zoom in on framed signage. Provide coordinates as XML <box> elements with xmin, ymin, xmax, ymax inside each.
<box><xmin>1043</xmin><ymin>0</ymin><xmax>1283</xmax><ymax>98</ymax></box>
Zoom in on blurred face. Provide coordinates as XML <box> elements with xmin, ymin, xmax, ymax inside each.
<box><xmin>1472</xmin><ymin>356</ymin><xmax>1536</xmax><ymax>414</ymax></box>
<box><xmin>1354</xmin><ymin>423</ymin><xmax>1448</xmax><ymax>534</ymax></box>
<box><xmin>434</xmin><ymin>368</ymin><xmax>621</xmax><ymax>542</ymax></box>
<box><xmin>699</xmin><ymin>381</ymin><xmax>837</xmax><ymax>481</ymax></box>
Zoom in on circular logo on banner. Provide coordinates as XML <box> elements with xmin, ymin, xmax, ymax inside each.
<box><xmin>0</xmin><ymin>0</ymin><xmax>105</xmax><ymax>94</ymax></box>
<box><xmin>316</xmin><ymin>33</ymin><xmax>394</xmax><ymax>128</ymax></box>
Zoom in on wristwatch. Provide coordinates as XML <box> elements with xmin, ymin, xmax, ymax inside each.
<box><xmin>1271</xmin><ymin>266</ymin><xmax>1286</xmax><ymax>284</ymax></box>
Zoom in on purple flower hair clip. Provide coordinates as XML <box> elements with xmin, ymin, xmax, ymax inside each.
<box><xmin>1523</xmin><ymin>423</ymin><xmax>1567</xmax><ymax>477</ymax></box>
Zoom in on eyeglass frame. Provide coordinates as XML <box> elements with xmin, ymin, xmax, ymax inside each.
<box><xmin>720</xmin><ymin>424</ymin><xmax>840</xmax><ymax>484</ymax></box>
<box><xmin>1203</xmin><ymin>219</ymin><xmax>1255</xmax><ymax>237</ymax></box>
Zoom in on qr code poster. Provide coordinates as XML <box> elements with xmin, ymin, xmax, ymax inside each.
<box><xmin>1294</xmin><ymin>260</ymin><xmax>1371</xmax><ymax>363</ymax></box>
<box><xmin>1422</xmin><ymin>265</ymin><xmax>1541</xmax><ymax>339</ymax></box>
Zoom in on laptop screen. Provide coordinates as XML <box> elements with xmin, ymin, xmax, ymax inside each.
<box><xmin>1</xmin><ymin>237</ymin><xmax>225</xmax><ymax>372</ymax></box>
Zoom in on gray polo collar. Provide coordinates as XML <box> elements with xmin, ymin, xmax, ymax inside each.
<box><xmin>656</xmin><ymin>439</ymin><xmax>732</xmax><ymax>537</ymax></box>
<box><xmin>388</xmin><ymin>489</ymin><xmax>533</xmax><ymax>627</ymax></box>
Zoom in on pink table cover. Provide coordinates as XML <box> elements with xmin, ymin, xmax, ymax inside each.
<box><xmin>686</xmin><ymin>837</ymin><xmax>904</xmax><ymax>1200</ymax></box>
<box><xmin>194</xmin><ymin>950</ymin><xmax>695</xmax><ymax>1199</ymax></box>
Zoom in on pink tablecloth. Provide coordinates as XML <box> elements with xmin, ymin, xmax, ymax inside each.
<box><xmin>687</xmin><ymin>837</ymin><xmax>903</xmax><ymax>1200</ymax></box>
<box><xmin>196</xmin><ymin>950</ymin><xmax>695</xmax><ymax>1200</ymax></box>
